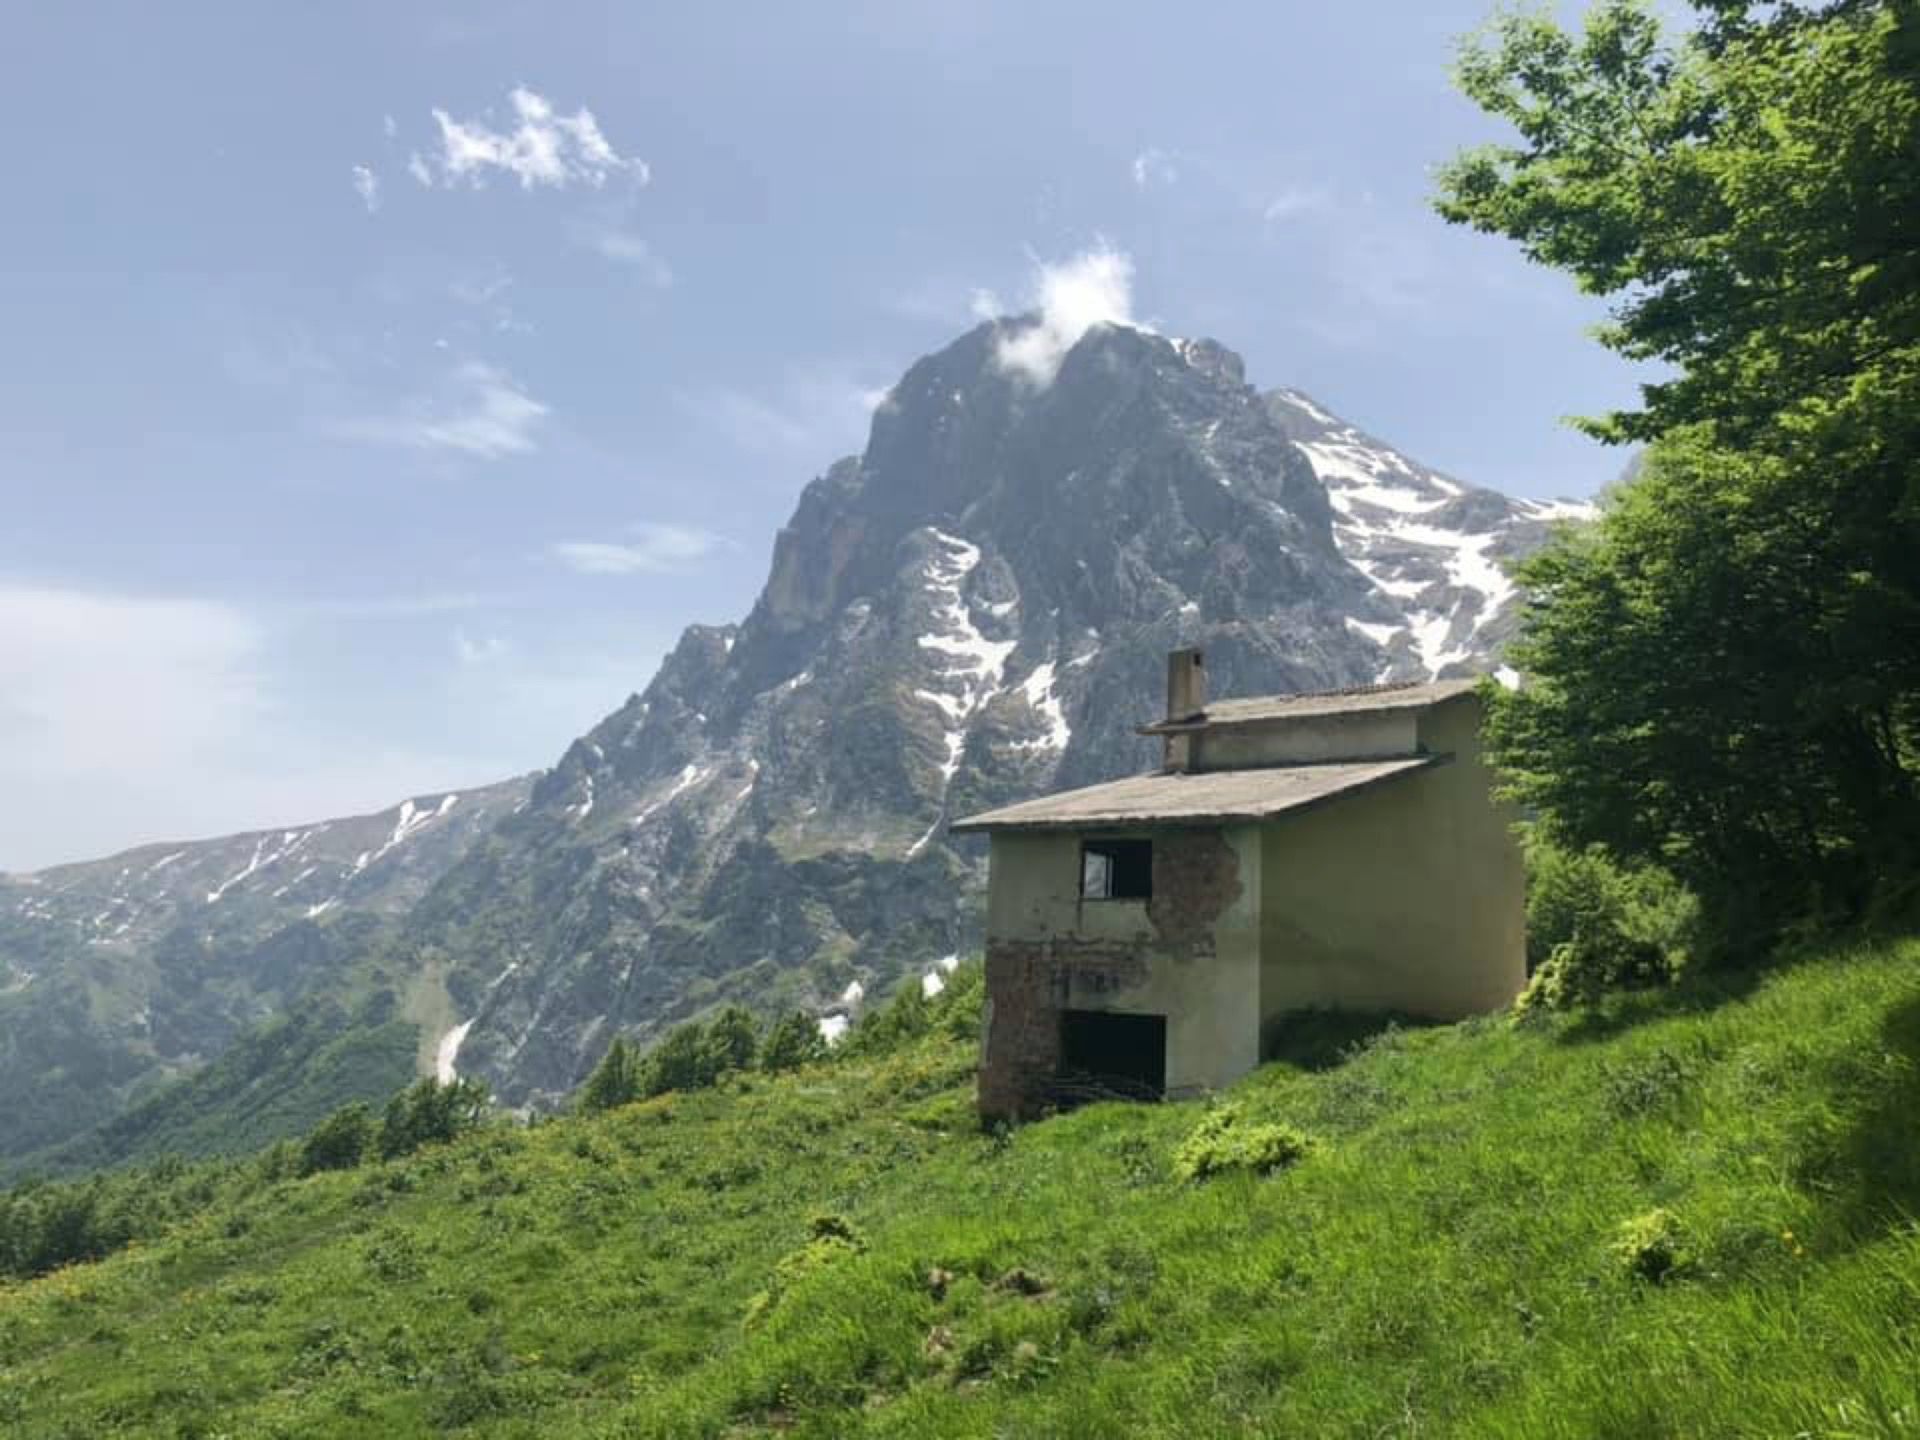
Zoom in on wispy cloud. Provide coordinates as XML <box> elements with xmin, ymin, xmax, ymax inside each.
<box><xmin>991</xmin><ymin>243</ymin><xmax>1141</xmax><ymax>387</ymax></box>
<box><xmin>413</xmin><ymin>86</ymin><xmax>643</xmax><ymax>191</ymax></box>
<box><xmin>550</xmin><ymin>523</ymin><xmax>727</xmax><ymax>576</ymax></box>
<box><xmin>572</xmin><ymin>222</ymin><xmax>674</xmax><ymax>286</ymax></box>
<box><xmin>1263</xmin><ymin>185</ymin><xmax>1333</xmax><ymax>222</ymax></box>
<box><xmin>351</xmin><ymin>164</ymin><xmax>381</xmax><ymax>213</ymax></box>
<box><xmin>453</xmin><ymin>628</ymin><xmax>507</xmax><ymax>664</ymax></box>
<box><xmin>1131</xmin><ymin>147</ymin><xmax>1178</xmax><ymax>189</ymax></box>
<box><xmin>333</xmin><ymin>361</ymin><xmax>548</xmax><ymax>460</ymax></box>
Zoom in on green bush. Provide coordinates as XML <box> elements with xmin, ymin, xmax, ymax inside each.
<box><xmin>1516</xmin><ymin>836</ymin><xmax>1698</xmax><ymax>1013</ymax></box>
<box><xmin>578</xmin><ymin>1036</ymin><xmax>642</xmax><ymax>1113</ymax></box>
<box><xmin>701</xmin><ymin>1005</ymin><xmax>760</xmax><ymax>1077</ymax></box>
<box><xmin>1172</xmin><ymin>1104</ymin><xmax>1311</xmax><ymax>1182</ymax></box>
<box><xmin>759</xmin><ymin>1012</ymin><xmax>828</xmax><ymax>1073</ymax></box>
<box><xmin>1611</xmin><ymin>1208</ymin><xmax>1692</xmax><ymax>1284</ymax></box>
<box><xmin>641</xmin><ymin>1021</ymin><xmax>716</xmax><ymax>1097</ymax></box>
<box><xmin>377</xmin><ymin>1078</ymin><xmax>488</xmax><ymax>1161</ymax></box>
<box><xmin>299</xmin><ymin>1102</ymin><xmax>374</xmax><ymax>1176</ymax></box>
<box><xmin>743</xmin><ymin>1213</ymin><xmax>867</xmax><ymax>1328</ymax></box>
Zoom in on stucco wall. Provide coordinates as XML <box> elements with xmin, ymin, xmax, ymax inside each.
<box><xmin>1257</xmin><ymin>696</ymin><xmax>1525</xmax><ymax>1026</ymax></box>
<box><xmin>978</xmin><ymin>825</ymin><xmax>1262</xmax><ymax>1118</ymax></box>
<box><xmin>1192</xmin><ymin>710</ymin><xmax>1416</xmax><ymax>770</ymax></box>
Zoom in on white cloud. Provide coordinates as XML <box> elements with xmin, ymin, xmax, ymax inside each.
<box><xmin>420</xmin><ymin>86</ymin><xmax>643</xmax><ymax>190</ymax></box>
<box><xmin>992</xmin><ymin>244</ymin><xmax>1141</xmax><ymax>386</ymax></box>
<box><xmin>351</xmin><ymin>165</ymin><xmax>380</xmax><ymax>213</ymax></box>
<box><xmin>334</xmin><ymin>361</ymin><xmax>548</xmax><ymax>460</ymax></box>
<box><xmin>382</xmin><ymin>113</ymin><xmax>398</xmax><ymax>139</ymax></box>
<box><xmin>550</xmin><ymin>523</ymin><xmax>726</xmax><ymax>575</ymax></box>
<box><xmin>1131</xmin><ymin>147</ymin><xmax>1178</xmax><ymax>188</ymax></box>
<box><xmin>0</xmin><ymin>588</ymin><xmax>448</xmax><ymax>871</ymax></box>
<box><xmin>968</xmin><ymin>288</ymin><xmax>1005</xmax><ymax>322</ymax></box>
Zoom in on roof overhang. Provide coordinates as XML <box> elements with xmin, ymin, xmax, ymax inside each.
<box><xmin>1136</xmin><ymin>678</ymin><xmax>1481</xmax><ymax>737</ymax></box>
<box><xmin>950</xmin><ymin>755</ymin><xmax>1438</xmax><ymax>835</ymax></box>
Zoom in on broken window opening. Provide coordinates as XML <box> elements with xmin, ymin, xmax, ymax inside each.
<box><xmin>1080</xmin><ymin>838</ymin><xmax>1152</xmax><ymax>901</ymax></box>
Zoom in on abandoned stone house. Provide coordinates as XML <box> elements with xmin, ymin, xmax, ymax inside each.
<box><xmin>951</xmin><ymin>649</ymin><xmax>1525</xmax><ymax>1121</ymax></box>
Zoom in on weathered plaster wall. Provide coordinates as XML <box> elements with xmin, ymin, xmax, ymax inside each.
<box><xmin>1258</xmin><ymin>697</ymin><xmax>1525</xmax><ymax>1025</ymax></box>
<box><xmin>978</xmin><ymin>825</ymin><xmax>1262</xmax><ymax>1119</ymax></box>
<box><xmin>1192</xmin><ymin>710</ymin><xmax>1415</xmax><ymax>770</ymax></box>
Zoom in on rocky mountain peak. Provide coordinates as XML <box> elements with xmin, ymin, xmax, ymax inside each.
<box><xmin>401</xmin><ymin>318</ymin><xmax>1590</xmax><ymax>1110</ymax></box>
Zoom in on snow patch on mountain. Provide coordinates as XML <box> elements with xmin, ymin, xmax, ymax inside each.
<box><xmin>1013</xmin><ymin>661</ymin><xmax>1072</xmax><ymax>752</ymax></box>
<box><xmin>435</xmin><ymin>1019</ymin><xmax>475</xmax><ymax>1084</ymax></box>
<box><xmin>1269</xmin><ymin>389</ymin><xmax>1593</xmax><ymax>679</ymax></box>
<box><xmin>914</xmin><ymin>531</ymin><xmax>1016</xmax><ymax>786</ymax></box>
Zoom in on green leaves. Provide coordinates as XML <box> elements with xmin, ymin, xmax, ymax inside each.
<box><xmin>1444</xmin><ymin>1</ymin><xmax>1920</xmax><ymax>946</ymax></box>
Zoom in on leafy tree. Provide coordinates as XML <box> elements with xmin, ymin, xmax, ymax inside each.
<box><xmin>578</xmin><ymin>1035</ymin><xmax>642</xmax><ymax>1112</ymax></box>
<box><xmin>1437</xmin><ymin>0</ymin><xmax>1920</xmax><ymax>941</ymax></box>
<box><xmin>1516</xmin><ymin>835</ymin><xmax>1699</xmax><ymax>1011</ymax></box>
<box><xmin>376</xmin><ymin>1078</ymin><xmax>489</xmax><ymax>1160</ymax></box>
<box><xmin>299</xmin><ymin>1102</ymin><xmax>373</xmax><ymax>1175</ymax></box>
<box><xmin>760</xmin><ymin>1011</ymin><xmax>828</xmax><ymax>1073</ymax></box>
<box><xmin>702</xmin><ymin>1005</ymin><xmax>760</xmax><ymax>1078</ymax></box>
<box><xmin>641</xmin><ymin>1021</ymin><xmax>716</xmax><ymax>1097</ymax></box>
<box><xmin>845</xmin><ymin>979</ymin><xmax>932</xmax><ymax>1056</ymax></box>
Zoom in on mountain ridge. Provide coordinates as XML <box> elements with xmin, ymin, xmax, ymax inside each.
<box><xmin>405</xmin><ymin>318</ymin><xmax>1591</xmax><ymax>1111</ymax></box>
<box><xmin>0</xmin><ymin>315</ymin><xmax>1593</xmax><ymax>1158</ymax></box>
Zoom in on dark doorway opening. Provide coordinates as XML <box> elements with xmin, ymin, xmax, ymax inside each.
<box><xmin>1057</xmin><ymin>1009</ymin><xmax>1166</xmax><ymax>1101</ymax></box>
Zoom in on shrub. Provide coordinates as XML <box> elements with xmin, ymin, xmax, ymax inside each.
<box><xmin>578</xmin><ymin>1036</ymin><xmax>642</xmax><ymax>1113</ymax></box>
<box><xmin>702</xmin><ymin>1005</ymin><xmax>760</xmax><ymax>1077</ymax></box>
<box><xmin>1516</xmin><ymin>836</ymin><xmax>1698</xmax><ymax>1013</ymax></box>
<box><xmin>377</xmin><ymin>1078</ymin><xmax>488</xmax><ymax>1160</ymax></box>
<box><xmin>742</xmin><ymin>1214</ymin><xmax>867</xmax><ymax>1328</ymax></box>
<box><xmin>299</xmin><ymin>1103</ymin><xmax>374</xmax><ymax>1176</ymax></box>
<box><xmin>760</xmin><ymin>1011</ymin><xmax>828</xmax><ymax>1073</ymax></box>
<box><xmin>1612</xmin><ymin>1208</ymin><xmax>1692</xmax><ymax>1284</ymax></box>
<box><xmin>846</xmin><ymin>981</ymin><xmax>933</xmax><ymax>1056</ymax></box>
<box><xmin>1172</xmin><ymin>1105</ymin><xmax>1311</xmax><ymax>1182</ymax></box>
<box><xmin>641</xmin><ymin>1021</ymin><xmax>716</xmax><ymax>1097</ymax></box>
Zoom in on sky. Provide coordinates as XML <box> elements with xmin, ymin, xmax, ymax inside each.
<box><xmin>0</xmin><ymin>1</ymin><xmax>1649</xmax><ymax>872</ymax></box>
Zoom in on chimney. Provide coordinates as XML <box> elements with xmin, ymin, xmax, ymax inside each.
<box><xmin>1166</xmin><ymin>647</ymin><xmax>1206</xmax><ymax>723</ymax></box>
<box><xmin>1163</xmin><ymin>649</ymin><xmax>1205</xmax><ymax>774</ymax></box>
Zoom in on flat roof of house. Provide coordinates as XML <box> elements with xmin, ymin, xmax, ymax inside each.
<box><xmin>949</xmin><ymin>756</ymin><xmax>1435</xmax><ymax>834</ymax></box>
<box><xmin>1140</xmin><ymin>677</ymin><xmax>1479</xmax><ymax>734</ymax></box>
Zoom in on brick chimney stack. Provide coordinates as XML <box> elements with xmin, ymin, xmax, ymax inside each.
<box><xmin>1164</xmin><ymin>648</ymin><xmax>1206</xmax><ymax>773</ymax></box>
<box><xmin>1166</xmin><ymin>647</ymin><xmax>1206</xmax><ymax>723</ymax></box>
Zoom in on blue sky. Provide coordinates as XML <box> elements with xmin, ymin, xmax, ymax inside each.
<box><xmin>0</xmin><ymin>1</ymin><xmax>1643</xmax><ymax>870</ymax></box>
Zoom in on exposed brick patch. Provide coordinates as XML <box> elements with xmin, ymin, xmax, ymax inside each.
<box><xmin>978</xmin><ymin>937</ymin><xmax>1156</xmax><ymax>1121</ymax></box>
<box><xmin>1147</xmin><ymin>828</ymin><xmax>1242</xmax><ymax>961</ymax></box>
<box><xmin>978</xmin><ymin>827</ymin><xmax>1241</xmax><ymax>1122</ymax></box>
<box><xmin>979</xmin><ymin>940</ymin><xmax>1060</xmax><ymax>1122</ymax></box>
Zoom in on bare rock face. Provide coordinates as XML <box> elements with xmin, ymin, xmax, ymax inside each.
<box><xmin>405</xmin><ymin>320</ymin><xmax>1589</xmax><ymax>1110</ymax></box>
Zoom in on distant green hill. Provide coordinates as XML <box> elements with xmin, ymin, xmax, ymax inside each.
<box><xmin>3</xmin><ymin>938</ymin><xmax>1917</xmax><ymax>1437</ymax></box>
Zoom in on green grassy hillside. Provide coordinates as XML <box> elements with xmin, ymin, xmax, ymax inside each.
<box><xmin>3</xmin><ymin>939</ymin><xmax>1918</xmax><ymax>1437</ymax></box>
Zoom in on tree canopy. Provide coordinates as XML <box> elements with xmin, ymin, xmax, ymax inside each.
<box><xmin>1438</xmin><ymin>0</ymin><xmax>1920</xmax><ymax>943</ymax></box>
